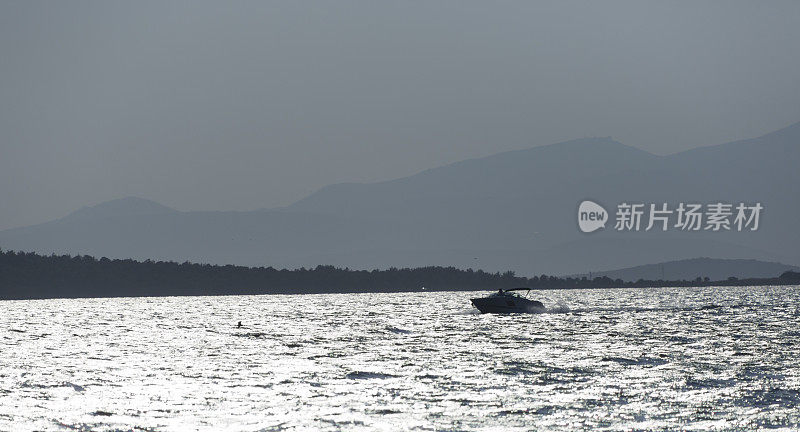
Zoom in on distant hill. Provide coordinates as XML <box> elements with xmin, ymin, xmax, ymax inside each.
<box><xmin>1</xmin><ymin>122</ymin><xmax>799</xmax><ymax>275</ymax></box>
<box><xmin>59</xmin><ymin>197</ymin><xmax>177</xmax><ymax>222</ymax></box>
<box><xmin>572</xmin><ymin>258</ymin><xmax>800</xmax><ymax>282</ymax></box>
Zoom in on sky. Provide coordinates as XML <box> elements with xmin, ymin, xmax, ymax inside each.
<box><xmin>1</xmin><ymin>1</ymin><xmax>799</xmax><ymax>231</ymax></box>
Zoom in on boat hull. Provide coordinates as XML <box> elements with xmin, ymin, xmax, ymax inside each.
<box><xmin>470</xmin><ymin>297</ymin><xmax>545</xmax><ymax>314</ymax></box>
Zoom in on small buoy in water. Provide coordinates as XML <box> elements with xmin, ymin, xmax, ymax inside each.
<box><xmin>237</xmin><ymin>321</ymin><xmax>242</xmax><ymax>328</ymax></box>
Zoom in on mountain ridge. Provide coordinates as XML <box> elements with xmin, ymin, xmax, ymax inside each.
<box><xmin>2</xmin><ymin>122</ymin><xmax>798</xmax><ymax>276</ymax></box>
<box><xmin>58</xmin><ymin>197</ymin><xmax>178</xmax><ymax>223</ymax></box>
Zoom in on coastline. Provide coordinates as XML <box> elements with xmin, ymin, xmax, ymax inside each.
<box><xmin>2</xmin><ymin>249</ymin><xmax>798</xmax><ymax>301</ymax></box>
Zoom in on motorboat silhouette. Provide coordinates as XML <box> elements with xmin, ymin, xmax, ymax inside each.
<box><xmin>470</xmin><ymin>288</ymin><xmax>545</xmax><ymax>314</ymax></box>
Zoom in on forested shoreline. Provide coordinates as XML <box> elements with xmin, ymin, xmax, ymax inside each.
<box><xmin>1</xmin><ymin>249</ymin><xmax>798</xmax><ymax>300</ymax></box>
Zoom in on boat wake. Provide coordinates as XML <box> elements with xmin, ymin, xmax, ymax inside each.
<box><xmin>543</xmin><ymin>304</ymin><xmax>726</xmax><ymax>315</ymax></box>
<box><xmin>544</xmin><ymin>303</ymin><xmax>571</xmax><ymax>314</ymax></box>
<box><xmin>465</xmin><ymin>303</ymin><xmax>728</xmax><ymax>315</ymax></box>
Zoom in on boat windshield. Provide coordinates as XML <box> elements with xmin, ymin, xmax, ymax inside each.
<box><xmin>490</xmin><ymin>288</ymin><xmax>531</xmax><ymax>298</ymax></box>
<box><xmin>491</xmin><ymin>290</ymin><xmax>524</xmax><ymax>298</ymax></box>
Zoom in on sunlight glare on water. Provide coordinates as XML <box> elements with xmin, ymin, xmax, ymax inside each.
<box><xmin>1</xmin><ymin>286</ymin><xmax>799</xmax><ymax>431</ymax></box>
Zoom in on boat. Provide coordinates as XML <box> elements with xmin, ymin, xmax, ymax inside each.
<box><xmin>470</xmin><ymin>288</ymin><xmax>545</xmax><ymax>314</ymax></box>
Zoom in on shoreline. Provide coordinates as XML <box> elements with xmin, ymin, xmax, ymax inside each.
<box><xmin>2</xmin><ymin>249</ymin><xmax>799</xmax><ymax>301</ymax></box>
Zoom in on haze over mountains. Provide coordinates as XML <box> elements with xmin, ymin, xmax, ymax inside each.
<box><xmin>1</xmin><ymin>122</ymin><xmax>799</xmax><ymax>276</ymax></box>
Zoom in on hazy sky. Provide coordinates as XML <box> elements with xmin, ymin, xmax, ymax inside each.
<box><xmin>1</xmin><ymin>1</ymin><xmax>799</xmax><ymax>230</ymax></box>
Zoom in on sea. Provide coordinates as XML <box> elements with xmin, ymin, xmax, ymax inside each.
<box><xmin>1</xmin><ymin>285</ymin><xmax>799</xmax><ymax>431</ymax></box>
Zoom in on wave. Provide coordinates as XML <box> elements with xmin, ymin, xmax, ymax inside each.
<box><xmin>20</xmin><ymin>381</ymin><xmax>85</xmax><ymax>392</ymax></box>
<box><xmin>384</xmin><ymin>325</ymin><xmax>411</xmax><ymax>334</ymax></box>
<box><xmin>345</xmin><ymin>371</ymin><xmax>398</xmax><ymax>380</ymax></box>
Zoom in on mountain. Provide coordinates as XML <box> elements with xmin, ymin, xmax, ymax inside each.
<box><xmin>288</xmin><ymin>137</ymin><xmax>661</xmax><ymax>250</ymax></box>
<box><xmin>1</xmin><ymin>122</ymin><xmax>799</xmax><ymax>275</ymax></box>
<box><xmin>59</xmin><ymin>197</ymin><xmax>177</xmax><ymax>222</ymax></box>
<box><xmin>572</xmin><ymin>258</ymin><xmax>800</xmax><ymax>282</ymax></box>
<box><xmin>0</xmin><ymin>205</ymin><xmax>386</xmax><ymax>268</ymax></box>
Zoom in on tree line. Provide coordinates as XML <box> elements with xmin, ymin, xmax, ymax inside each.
<box><xmin>1</xmin><ymin>249</ymin><xmax>798</xmax><ymax>300</ymax></box>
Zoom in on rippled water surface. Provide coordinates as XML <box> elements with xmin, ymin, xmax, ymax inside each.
<box><xmin>2</xmin><ymin>286</ymin><xmax>800</xmax><ymax>431</ymax></box>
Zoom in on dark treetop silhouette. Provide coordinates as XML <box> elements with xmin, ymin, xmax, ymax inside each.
<box><xmin>1</xmin><ymin>249</ymin><xmax>798</xmax><ymax>300</ymax></box>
